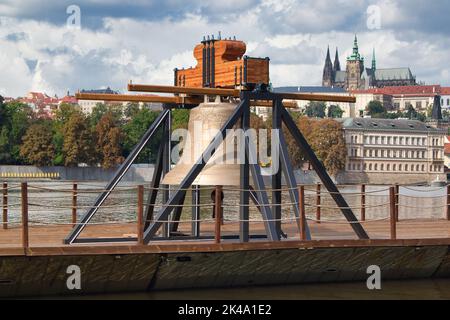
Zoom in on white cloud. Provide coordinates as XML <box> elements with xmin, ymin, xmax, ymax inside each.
<box><xmin>0</xmin><ymin>0</ymin><xmax>449</xmax><ymax>98</ymax></box>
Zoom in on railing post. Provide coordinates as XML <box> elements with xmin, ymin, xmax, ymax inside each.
<box><xmin>2</xmin><ymin>182</ymin><xmax>7</xmax><ymax>230</ymax></box>
<box><xmin>390</xmin><ymin>186</ymin><xmax>397</xmax><ymax>240</ymax></box>
<box><xmin>21</xmin><ymin>182</ymin><xmax>29</xmax><ymax>249</ymax></box>
<box><xmin>137</xmin><ymin>185</ymin><xmax>144</xmax><ymax>245</ymax></box>
<box><xmin>395</xmin><ymin>184</ymin><xmax>400</xmax><ymax>222</ymax></box>
<box><xmin>72</xmin><ymin>183</ymin><xmax>78</xmax><ymax>227</ymax></box>
<box><xmin>215</xmin><ymin>186</ymin><xmax>223</xmax><ymax>244</ymax></box>
<box><xmin>316</xmin><ymin>184</ymin><xmax>321</xmax><ymax>223</ymax></box>
<box><xmin>361</xmin><ymin>184</ymin><xmax>366</xmax><ymax>222</ymax></box>
<box><xmin>298</xmin><ymin>186</ymin><xmax>307</xmax><ymax>241</ymax></box>
<box><xmin>447</xmin><ymin>184</ymin><xmax>450</xmax><ymax>221</ymax></box>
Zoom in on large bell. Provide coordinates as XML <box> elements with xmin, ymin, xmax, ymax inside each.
<box><xmin>163</xmin><ymin>102</ymin><xmax>246</xmax><ymax>186</ymax></box>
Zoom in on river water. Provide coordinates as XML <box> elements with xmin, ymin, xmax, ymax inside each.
<box><xmin>48</xmin><ymin>279</ymin><xmax>450</xmax><ymax>300</ymax></box>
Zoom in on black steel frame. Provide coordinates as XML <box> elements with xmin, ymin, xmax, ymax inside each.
<box><xmin>65</xmin><ymin>90</ymin><xmax>369</xmax><ymax>245</ymax></box>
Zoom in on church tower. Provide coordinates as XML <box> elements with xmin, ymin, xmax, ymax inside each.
<box><xmin>371</xmin><ymin>48</ymin><xmax>376</xmax><ymax>71</ymax></box>
<box><xmin>333</xmin><ymin>48</ymin><xmax>341</xmax><ymax>74</ymax></box>
<box><xmin>322</xmin><ymin>46</ymin><xmax>334</xmax><ymax>87</ymax></box>
<box><xmin>346</xmin><ymin>35</ymin><xmax>365</xmax><ymax>90</ymax></box>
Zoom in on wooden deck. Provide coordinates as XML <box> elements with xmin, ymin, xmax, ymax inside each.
<box><xmin>1</xmin><ymin>219</ymin><xmax>449</xmax><ymax>255</ymax></box>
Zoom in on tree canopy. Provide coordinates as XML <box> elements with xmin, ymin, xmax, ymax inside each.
<box><xmin>305</xmin><ymin>101</ymin><xmax>326</xmax><ymax>118</ymax></box>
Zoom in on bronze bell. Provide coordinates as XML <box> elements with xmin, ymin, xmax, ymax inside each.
<box><xmin>162</xmin><ymin>102</ymin><xmax>250</xmax><ymax>186</ymax></box>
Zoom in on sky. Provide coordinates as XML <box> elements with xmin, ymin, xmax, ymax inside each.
<box><xmin>0</xmin><ymin>0</ymin><xmax>449</xmax><ymax>97</ymax></box>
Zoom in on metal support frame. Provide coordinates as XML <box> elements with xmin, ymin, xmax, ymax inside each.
<box><xmin>66</xmin><ymin>87</ymin><xmax>367</xmax><ymax>245</ymax></box>
<box><xmin>64</xmin><ymin>109</ymin><xmax>170</xmax><ymax>244</ymax></box>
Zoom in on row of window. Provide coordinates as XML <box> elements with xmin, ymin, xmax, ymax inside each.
<box><xmin>350</xmin><ymin>135</ymin><xmax>438</xmax><ymax>147</ymax></box>
<box><xmin>348</xmin><ymin>163</ymin><xmax>443</xmax><ymax>173</ymax></box>
<box><xmin>349</xmin><ymin>148</ymin><xmax>443</xmax><ymax>160</ymax></box>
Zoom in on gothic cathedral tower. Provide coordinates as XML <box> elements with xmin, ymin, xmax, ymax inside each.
<box><xmin>322</xmin><ymin>46</ymin><xmax>334</xmax><ymax>87</ymax></box>
<box><xmin>346</xmin><ymin>35</ymin><xmax>365</xmax><ymax>90</ymax></box>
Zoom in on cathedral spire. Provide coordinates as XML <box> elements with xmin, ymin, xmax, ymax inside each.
<box><xmin>333</xmin><ymin>47</ymin><xmax>341</xmax><ymax>72</ymax></box>
<box><xmin>322</xmin><ymin>45</ymin><xmax>334</xmax><ymax>87</ymax></box>
<box><xmin>348</xmin><ymin>34</ymin><xmax>362</xmax><ymax>61</ymax></box>
<box><xmin>371</xmin><ymin>48</ymin><xmax>376</xmax><ymax>71</ymax></box>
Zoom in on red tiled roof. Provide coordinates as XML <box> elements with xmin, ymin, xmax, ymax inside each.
<box><xmin>445</xmin><ymin>143</ymin><xmax>450</xmax><ymax>155</ymax></box>
<box><xmin>59</xmin><ymin>96</ymin><xmax>78</xmax><ymax>104</ymax></box>
<box><xmin>441</xmin><ymin>87</ymin><xmax>450</xmax><ymax>95</ymax></box>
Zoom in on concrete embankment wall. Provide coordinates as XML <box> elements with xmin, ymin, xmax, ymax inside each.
<box><xmin>0</xmin><ymin>165</ymin><xmax>445</xmax><ymax>185</ymax></box>
<box><xmin>0</xmin><ymin>245</ymin><xmax>449</xmax><ymax>298</ymax></box>
<box><xmin>0</xmin><ymin>165</ymin><xmax>155</xmax><ymax>182</ymax></box>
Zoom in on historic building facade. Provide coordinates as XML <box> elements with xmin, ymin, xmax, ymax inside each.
<box><xmin>340</xmin><ymin>118</ymin><xmax>446</xmax><ymax>184</ymax></box>
<box><xmin>323</xmin><ymin>36</ymin><xmax>417</xmax><ymax>90</ymax></box>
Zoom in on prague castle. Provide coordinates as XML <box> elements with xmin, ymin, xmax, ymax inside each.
<box><xmin>323</xmin><ymin>36</ymin><xmax>417</xmax><ymax>90</ymax></box>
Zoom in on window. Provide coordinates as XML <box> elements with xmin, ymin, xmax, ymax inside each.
<box><xmin>387</xmin><ymin>164</ymin><xmax>390</xmax><ymax>171</ymax></box>
<box><xmin>416</xmin><ymin>101</ymin><xmax>422</xmax><ymax>109</ymax></box>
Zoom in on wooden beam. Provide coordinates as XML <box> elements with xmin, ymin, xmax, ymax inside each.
<box><xmin>279</xmin><ymin>92</ymin><xmax>356</xmax><ymax>103</ymax></box>
<box><xmin>75</xmin><ymin>93</ymin><xmax>202</xmax><ymax>105</ymax></box>
<box><xmin>128</xmin><ymin>84</ymin><xmax>357</xmax><ymax>103</ymax></box>
<box><xmin>129</xmin><ymin>84</ymin><xmax>239</xmax><ymax>97</ymax></box>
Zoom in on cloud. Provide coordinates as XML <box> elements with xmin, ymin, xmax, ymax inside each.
<box><xmin>0</xmin><ymin>0</ymin><xmax>450</xmax><ymax>98</ymax></box>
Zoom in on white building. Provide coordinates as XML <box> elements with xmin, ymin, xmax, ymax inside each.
<box><xmin>441</xmin><ymin>87</ymin><xmax>450</xmax><ymax>110</ymax></box>
<box><xmin>341</xmin><ymin>118</ymin><xmax>446</xmax><ymax>185</ymax></box>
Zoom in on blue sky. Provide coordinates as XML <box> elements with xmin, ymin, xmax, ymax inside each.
<box><xmin>0</xmin><ymin>0</ymin><xmax>449</xmax><ymax>97</ymax></box>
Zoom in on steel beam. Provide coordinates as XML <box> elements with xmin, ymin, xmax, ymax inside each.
<box><xmin>240</xmin><ymin>99</ymin><xmax>250</xmax><ymax>243</ymax></box>
<box><xmin>143</xmin><ymin>101</ymin><xmax>245</xmax><ymax>243</ymax></box>
<box><xmin>246</xmin><ymin>135</ymin><xmax>280</xmax><ymax>241</ymax></box>
<box><xmin>162</xmin><ymin>107</ymin><xmax>172</xmax><ymax>237</ymax></box>
<box><xmin>64</xmin><ymin>109</ymin><xmax>170</xmax><ymax>244</ymax></box>
<box><xmin>281</xmin><ymin>107</ymin><xmax>369</xmax><ymax>240</ymax></box>
<box><xmin>170</xmin><ymin>192</ymin><xmax>187</xmax><ymax>233</ymax></box>
<box><xmin>278</xmin><ymin>130</ymin><xmax>311</xmax><ymax>240</ymax></box>
<box><xmin>272</xmin><ymin>98</ymin><xmax>283</xmax><ymax>236</ymax></box>
<box><xmin>144</xmin><ymin>133</ymin><xmax>165</xmax><ymax>228</ymax></box>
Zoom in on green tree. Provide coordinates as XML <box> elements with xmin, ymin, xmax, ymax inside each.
<box><xmin>63</xmin><ymin>113</ymin><xmax>96</xmax><ymax>166</ymax></box>
<box><xmin>20</xmin><ymin>123</ymin><xmax>55</xmax><ymax>166</ymax></box>
<box><xmin>327</xmin><ymin>105</ymin><xmax>344</xmax><ymax>119</ymax></box>
<box><xmin>305</xmin><ymin>101</ymin><xmax>326</xmax><ymax>118</ymax></box>
<box><xmin>366</xmin><ymin>100</ymin><xmax>386</xmax><ymax>118</ymax></box>
<box><xmin>309</xmin><ymin>119</ymin><xmax>347</xmax><ymax>175</ymax></box>
<box><xmin>124</xmin><ymin>103</ymin><xmax>140</xmax><ymax>118</ymax></box>
<box><xmin>96</xmin><ymin>112</ymin><xmax>124</xmax><ymax>169</ymax></box>
<box><xmin>53</xmin><ymin>103</ymin><xmax>83</xmax><ymax>166</ymax></box>
<box><xmin>0</xmin><ymin>102</ymin><xmax>34</xmax><ymax>164</ymax></box>
<box><xmin>122</xmin><ymin>108</ymin><xmax>161</xmax><ymax>163</ymax></box>
<box><xmin>172</xmin><ymin>109</ymin><xmax>190</xmax><ymax>131</ymax></box>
